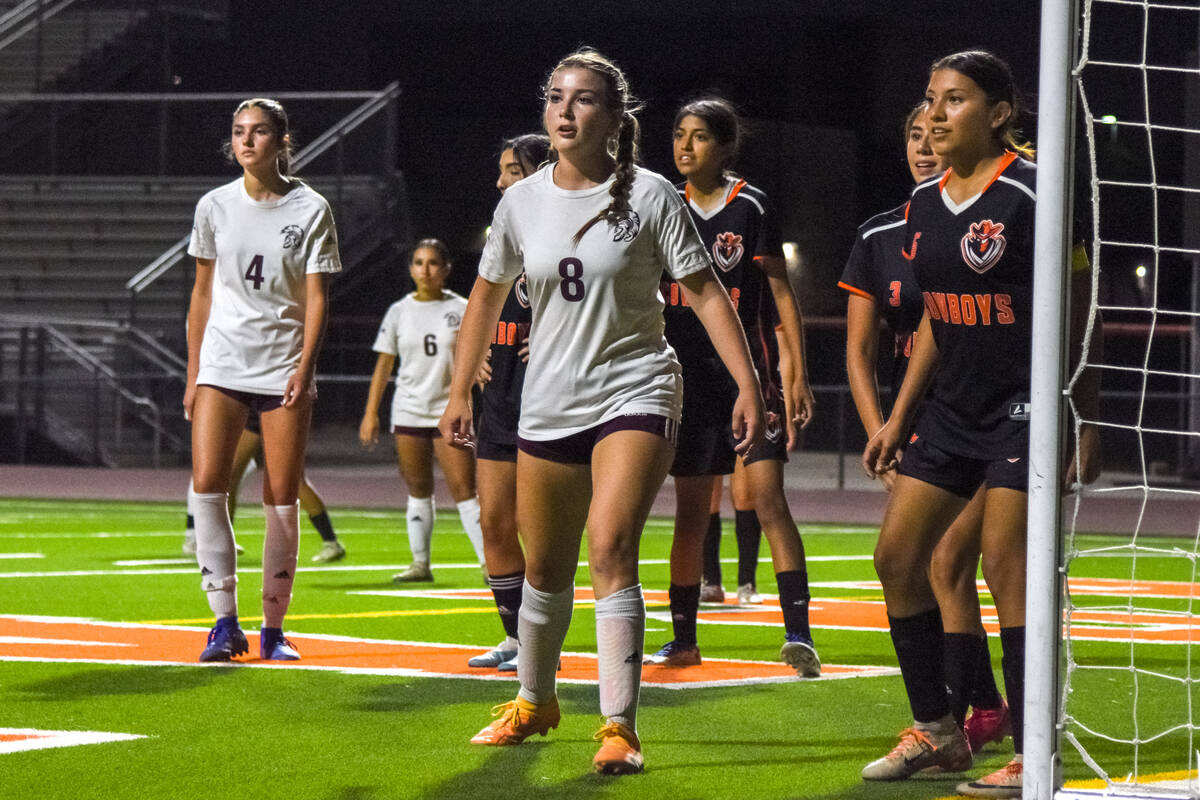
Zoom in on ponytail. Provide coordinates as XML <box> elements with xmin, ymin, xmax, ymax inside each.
<box><xmin>573</xmin><ymin>111</ymin><xmax>640</xmax><ymax>245</ymax></box>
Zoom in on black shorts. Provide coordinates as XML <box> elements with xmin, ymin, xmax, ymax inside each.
<box><xmin>518</xmin><ymin>414</ymin><xmax>678</xmax><ymax>466</ymax></box>
<box><xmin>476</xmin><ymin>437</ymin><xmax>517</xmax><ymax>462</ymax></box>
<box><xmin>671</xmin><ymin>358</ymin><xmax>736</xmax><ymax>477</ymax></box>
<box><xmin>476</xmin><ymin>405</ymin><xmax>518</xmax><ymax>463</ymax></box>
<box><xmin>204</xmin><ymin>384</ymin><xmax>285</xmax><ymax>415</ymax></box>
<box><xmin>670</xmin><ymin>361</ymin><xmax>788</xmax><ymax>476</ymax></box>
<box><xmin>897</xmin><ymin>434</ymin><xmax>1028</xmax><ymax>498</ymax></box>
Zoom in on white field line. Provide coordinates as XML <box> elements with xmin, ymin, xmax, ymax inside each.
<box><xmin>0</xmin><ymin>728</ymin><xmax>146</xmax><ymax>754</ymax></box>
<box><xmin>0</xmin><ymin>553</ymin><xmax>43</xmax><ymax>559</ymax></box>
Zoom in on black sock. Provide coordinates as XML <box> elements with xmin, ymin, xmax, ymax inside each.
<box><xmin>700</xmin><ymin>513</ymin><xmax>720</xmax><ymax>587</ymax></box>
<box><xmin>702</xmin><ymin>512</ymin><xmax>723</xmax><ymax>585</ymax></box>
<box><xmin>487</xmin><ymin>571</ymin><xmax>524</xmax><ymax>641</ymax></box>
<box><xmin>889</xmin><ymin>608</ymin><xmax>950</xmax><ymax>723</ymax></box>
<box><xmin>776</xmin><ymin>569</ymin><xmax>811</xmax><ymax>640</ymax></box>
<box><xmin>971</xmin><ymin>634</ymin><xmax>1003</xmax><ymax>710</ymax></box>
<box><xmin>943</xmin><ymin>632</ymin><xmax>978</xmax><ymax>726</ymax></box>
<box><xmin>734</xmin><ymin>509</ymin><xmax>762</xmax><ymax>587</ymax></box>
<box><xmin>1000</xmin><ymin>626</ymin><xmax>1025</xmax><ymax>753</ymax></box>
<box><xmin>309</xmin><ymin>510</ymin><xmax>337</xmax><ymax>542</ymax></box>
<box><xmin>669</xmin><ymin>582</ymin><xmax>701</xmax><ymax>645</ymax></box>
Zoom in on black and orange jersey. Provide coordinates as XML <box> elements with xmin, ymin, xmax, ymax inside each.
<box><xmin>905</xmin><ymin>151</ymin><xmax>1036</xmax><ymax>459</ymax></box>
<box><xmin>662</xmin><ymin>177</ymin><xmax>784</xmax><ymax>385</ymax></box>
<box><xmin>477</xmin><ymin>274</ymin><xmax>531</xmax><ymax>443</ymax></box>
<box><xmin>838</xmin><ymin>202</ymin><xmax>924</xmax><ymax>394</ymax></box>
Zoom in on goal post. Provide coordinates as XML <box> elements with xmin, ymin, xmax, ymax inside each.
<box><xmin>1025</xmin><ymin>2</ymin><xmax>1079</xmax><ymax>800</ymax></box>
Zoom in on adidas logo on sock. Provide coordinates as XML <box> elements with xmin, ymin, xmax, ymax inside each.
<box><xmin>274</xmin><ymin>570</ymin><xmax>291</xmax><ymax>579</ymax></box>
<box><xmin>410</xmin><ymin>515</ymin><xmax>423</xmax><ymax>522</ymax></box>
<box><xmin>624</xmin><ymin>651</ymin><xmax>640</xmax><ymax>664</ymax></box>
<box><xmin>200</xmin><ymin>566</ymin><xmax>212</xmax><ymax>576</ymax></box>
<box><xmin>497</xmin><ymin>605</ymin><xmax>513</xmax><ymax>615</ymax></box>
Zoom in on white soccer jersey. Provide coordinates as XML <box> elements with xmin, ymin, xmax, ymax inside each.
<box><xmin>188</xmin><ymin>179</ymin><xmax>341</xmax><ymax>393</ymax></box>
<box><xmin>372</xmin><ymin>291</ymin><xmax>468</xmax><ymax>427</ymax></box>
<box><xmin>479</xmin><ymin>164</ymin><xmax>711</xmax><ymax>439</ymax></box>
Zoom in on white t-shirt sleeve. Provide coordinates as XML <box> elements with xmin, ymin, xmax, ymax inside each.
<box><xmin>304</xmin><ymin>201</ymin><xmax>342</xmax><ymax>274</ymax></box>
<box><xmin>372</xmin><ymin>303</ymin><xmax>401</xmax><ymax>355</ymax></box>
<box><xmin>653</xmin><ymin>189</ymin><xmax>712</xmax><ymax>281</ymax></box>
<box><xmin>478</xmin><ymin>195</ymin><xmax>523</xmax><ymax>284</ymax></box>
<box><xmin>187</xmin><ymin>193</ymin><xmax>217</xmax><ymax>259</ymax></box>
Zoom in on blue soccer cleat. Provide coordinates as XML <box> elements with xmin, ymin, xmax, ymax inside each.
<box><xmin>259</xmin><ymin>627</ymin><xmax>301</xmax><ymax>661</ymax></box>
<box><xmin>199</xmin><ymin>616</ymin><xmax>248</xmax><ymax>662</ymax></box>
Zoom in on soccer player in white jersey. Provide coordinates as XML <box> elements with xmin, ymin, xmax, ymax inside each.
<box><xmin>185</xmin><ymin>98</ymin><xmax>341</xmax><ymax>663</ymax></box>
<box><xmin>359</xmin><ymin>239</ymin><xmax>487</xmax><ymax>581</ymax></box>
<box><xmin>438</xmin><ymin>49</ymin><xmax>763</xmax><ymax>776</ymax></box>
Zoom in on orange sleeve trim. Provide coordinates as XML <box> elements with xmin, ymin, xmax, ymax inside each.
<box><xmin>904</xmin><ymin>200</ymin><xmax>911</xmax><ymax>220</ymax></box>
<box><xmin>939</xmin><ymin>170</ymin><xmax>953</xmax><ymax>191</ymax></box>
<box><xmin>982</xmin><ymin>150</ymin><xmax>1020</xmax><ymax>193</ymax></box>
<box><xmin>838</xmin><ymin>281</ymin><xmax>874</xmax><ymax>301</ymax></box>
<box><xmin>726</xmin><ymin>179</ymin><xmax>747</xmax><ymax>205</ymax></box>
<box><xmin>683</xmin><ymin>184</ymin><xmax>692</xmax><ymax>203</ymax></box>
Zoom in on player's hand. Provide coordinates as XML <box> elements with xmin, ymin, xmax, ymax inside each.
<box><xmin>359</xmin><ymin>415</ymin><xmax>379</xmax><ymax>449</ymax></box>
<box><xmin>518</xmin><ymin>338</ymin><xmax>530</xmax><ymax>363</ymax></box>
<box><xmin>438</xmin><ymin>396</ymin><xmax>476</xmax><ymax>452</ymax></box>
<box><xmin>474</xmin><ymin>348</ymin><xmax>493</xmax><ymax>389</ymax></box>
<box><xmin>182</xmin><ymin>381</ymin><xmax>196</xmax><ymax>422</ymax></box>
<box><xmin>879</xmin><ymin>466</ymin><xmax>898</xmax><ymax>492</ymax></box>
<box><xmin>790</xmin><ymin>380</ymin><xmax>815</xmax><ymax>431</ymax></box>
<box><xmin>731</xmin><ymin>389</ymin><xmax>765</xmax><ymax>456</ymax></box>
<box><xmin>863</xmin><ymin>421</ymin><xmax>905</xmax><ymax>479</ymax></box>
<box><xmin>1064</xmin><ymin>422</ymin><xmax>1102</xmax><ymax>491</ymax></box>
<box><xmin>282</xmin><ymin>371</ymin><xmax>315</xmax><ymax>408</ymax></box>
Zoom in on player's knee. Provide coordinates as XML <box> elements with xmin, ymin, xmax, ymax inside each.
<box><xmin>874</xmin><ymin>539</ymin><xmax>921</xmax><ymax>591</ymax></box>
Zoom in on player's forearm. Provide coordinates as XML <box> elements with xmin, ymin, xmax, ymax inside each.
<box><xmin>888</xmin><ymin>312</ymin><xmax>937</xmax><ymax>432</ymax></box>
<box><xmin>363</xmin><ymin>355</ymin><xmax>393</xmax><ymax>416</ymax></box>
<box><xmin>449</xmin><ymin>276</ymin><xmax>510</xmax><ymax>401</ymax></box>
<box><xmin>297</xmin><ymin>274</ymin><xmax>330</xmax><ymax>382</ymax></box>
<box><xmin>681</xmin><ymin>270</ymin><xmax>760</xmax><ymax>397</ymax></box>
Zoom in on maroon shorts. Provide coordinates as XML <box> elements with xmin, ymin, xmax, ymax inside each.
<box><xmin>518</xmin><ymin>414</ymin><xmax>678</xmax><ymax>466</ymax></box>
<box><xmin>392</xmin><ymin>425</ymin><xmax>440</xmax><ymax>438</ymax></box>
<box><xmin>203</xmin><ymin>384</ymin><xmax>285</xmax><ymax>415</ymax></box>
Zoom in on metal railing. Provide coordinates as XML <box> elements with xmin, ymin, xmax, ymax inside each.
<box><xmin>124</xmin><ymin>83</ymin><xmax>402</xmax><ymax>296</ymax></box>
<box><xmin>0</xmin><ymin>316</ymin><xmax>185</xmax><ymax>466</ymax></box>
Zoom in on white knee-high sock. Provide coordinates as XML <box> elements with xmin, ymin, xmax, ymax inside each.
<box><xmin>456</xmin><ymin>497</ymin><xmax>486</xmax><ymax>564</ymax></box>
<box><xmin>262</xmin><ymin>502</ymin><xmax>300</xmax><ymax>628</ymax></box>
<box><xmin>406</xmin><ymin>496</ymin><xmax>434</xmax><ymax>564</ymax></box>
<box><xmin>193</xmin><ymin>491</ymin><xmax>237</xmax><ymax>618</ymax></box>
<box><xmin>516</xmin><ymin>581</ymin><xmax>575</xmax><ymax>705</ymax></box>
<box><xmin>595</xmin><ymin>584</ymin><xmax>645</xmax><ymax>731</ymax></box>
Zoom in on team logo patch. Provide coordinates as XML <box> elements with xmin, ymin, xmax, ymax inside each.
<box><xmin>960</xmin><ymin>219</ymin><xmax>1007</xmax><ymax>273</ymax></box>
<box><xmin>280</xmin><ymin>224</ymin><xmax>304</xmax><ymax>249</ymax></box>
<box><xmin>1009</xmin><ymin>402</ymin><xmax>1030</xmax><ymax>420</ymax></box>
<box><xmin>515</xmin><ymin>273</ymin><xmax>530</xmax><ymax>309</ymax></box>
<box><xmin>610</xmin><ymin>210</ymin><xmax>641</xmax><ymax>242</ymax></box>
<box><xmin>712</xmin><ymin>232</ymin><xmax>744</xmax><ymax>272</ymax></box>
<box><xmin>444</xmin><ymin>312</ymin><xmax>461</xmax><ymax>328</ymax></box>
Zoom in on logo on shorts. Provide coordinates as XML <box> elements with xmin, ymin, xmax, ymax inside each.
<box><xmin>610</xmin><ymin>210</ymin><xmax>641</xmax><ymax>242</ymax></box>
<box><xmin>764</xmin><ymin>411</ymin><xmax>783</xmax><ymax>443</ymax></box>
<box><xmin>444</xmin><ymin>312</ymin><xmax>461</xmax><ymax>328</ymax></box>
<box><xmin>515</xmin><ymin>273</ymin><xmax>530</xmax><ymax>309</ymax></box>
<box><xmin>1009</xmin><ymin>402</ymin><xmax>1030</xmax><ymax>420</ymax></box>
<box><xmin>960</xmin><ymin>219</ymin><xmax>1006</xmax><ymax>273</ymax></box>
<box><xmin>280</xmin><ymin>224</ymin><xmax>304</xmax><ymax>249</ymax></box>
<box><xmin>712</xmin><ymin>231</ymin><xmax>744</xmax><ymax>272</ymax></box>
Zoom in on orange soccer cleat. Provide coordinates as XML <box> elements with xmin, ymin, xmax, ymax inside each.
<box><xmin>469</xmin><ymin>695</ymin><xmax>560</xmax><ymax>746</ymax></box>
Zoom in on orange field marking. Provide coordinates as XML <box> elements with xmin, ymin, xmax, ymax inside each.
<box><xmin>0</xmin><ymin>615</ymin><xmax>894</xmax><ymax>688</ymax></box>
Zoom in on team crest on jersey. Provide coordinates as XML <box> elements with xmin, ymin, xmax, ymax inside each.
<box><xmin>515</xmin><ymin>273</ymin><xmax>530</xmax><ymax>309</ymax></box>
<box><xmin>610</xmin><ymin>210</ymin><xmax>641</xmax><ymax>242</ymax></box>
<box><xmin>444</xmin><ymin>312</ymin><xmax>461</xmax><ymax>328</ymax></box>
<box><xmin>960</xmin><ymin>219</ymin><xmax>1007</xmax><ymax>274</ymax></box>
<box><xmin>712</xmin><ymin>232</ymin><xmax>744</xmax><ymax>272</ymax></box>
<box><xmin>280</xmin><ymin>224</ymin><xmax>304</xmax><ymax>249</ymax></box>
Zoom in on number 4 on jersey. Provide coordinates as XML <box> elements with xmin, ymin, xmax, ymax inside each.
<box><xmin>244</xmin><ymin>254</ymin><xmax>265</xmax><ymax>290</ymax></box>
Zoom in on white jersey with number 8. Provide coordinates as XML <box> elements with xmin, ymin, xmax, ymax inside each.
<box><xmin>479</xmin><ymin>165</ymin><xmax>711</xmax><ymax>440</ymax></box>
<box><xmin>187</xmin><ymin>179</ymin><xmax>341</xmax><ymax>394</ymax></box>
<box><xmin>372</xmin><ymin>291</ymin><xmax>468</xmax><ymax>428</ymax></box>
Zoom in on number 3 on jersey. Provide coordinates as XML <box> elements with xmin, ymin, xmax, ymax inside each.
<box><xmin>244</xmin><ymin>254</ymin><xmax>265</xmax><ymax>290</ymax></box>
<box><xmin>558</xmin><ymin>257</ymin><xmax>585</xmax><ymax>302</ymax></box>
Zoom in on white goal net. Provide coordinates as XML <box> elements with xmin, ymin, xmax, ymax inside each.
<box><xmin>1046</xmin><ymin>0</ymin><xmax>1200</xmax><ymax>797</ymax></box>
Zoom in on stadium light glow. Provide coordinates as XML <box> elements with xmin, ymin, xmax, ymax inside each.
<box><xmin>1135</xmin><ymin>264</ymin><xmax>1147</xmax><ymax>278</ymax></box>
<box><xmin>1100</xmin><ymin>114</ymin><xmax>1117</xmax><ymax>124</ymax></box>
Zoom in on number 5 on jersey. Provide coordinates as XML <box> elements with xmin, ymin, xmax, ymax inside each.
<box><xmin>244</xmin><ymin>254</ymin><xmax>265</xmax><ymax>290</ymax></box>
